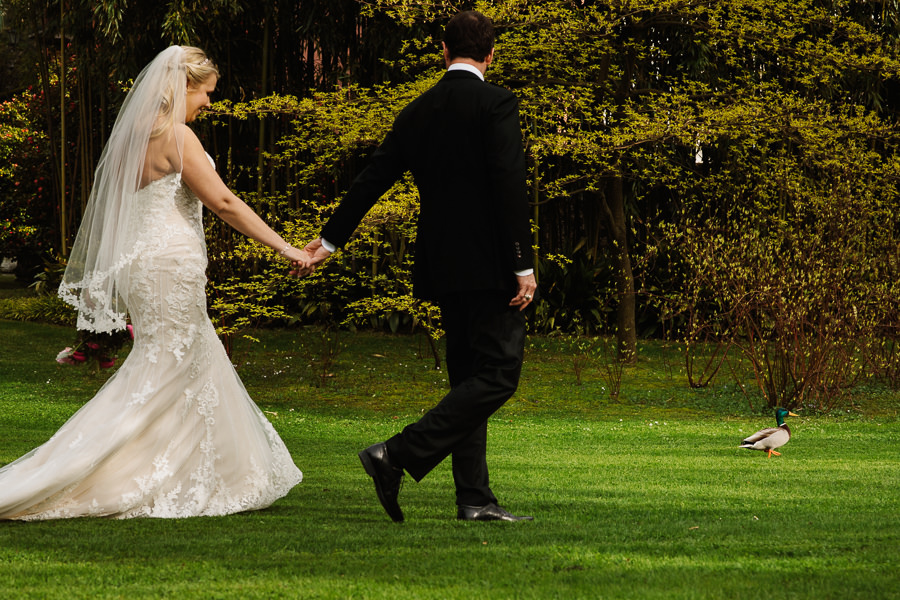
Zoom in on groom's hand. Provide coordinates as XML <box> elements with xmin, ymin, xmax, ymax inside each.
<box><xmin>288</xmin><ymin>249</ymin><xmax>314</xmax><ymax>277</ymax></box>
<box><xmin>509</xmin><ymin>273</ymin><xmax>537</xmax><ymax>311</ymax></box>
<box><xmin>289</xmin><ymin>238</ymin><xmax>332</xmax><ymax>277</ymax></box>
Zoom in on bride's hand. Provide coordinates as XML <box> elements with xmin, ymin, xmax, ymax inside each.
<box><xmin>279</xmin><ymin>247</ymin><xmax>310</xmax><ymax>274</ymax></box>
<box><xmin>285</xmin><ymin>248</ymin><xmax>316</xmax><ymax>278</ymax></box>
<box><xmin>290</xmin><ymin>239</ymin><xmax>333</xmax><ymax>278</ymax></box>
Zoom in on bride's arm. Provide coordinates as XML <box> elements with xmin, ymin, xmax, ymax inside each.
<box><xmin>179</xmin><ymin>125</ymin><xmax>306</xmax><ymax>264</ymax></box>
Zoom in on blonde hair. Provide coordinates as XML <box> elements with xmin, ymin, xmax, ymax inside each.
<box><xmin>182</xmin><ymin>46</ymin><xmax>220</xmax><ymax>86</ymax></box>
<box><xmin>152</xmin><ymin>46</ymin><xmax>219</xmax><ymax>138</ymax></box>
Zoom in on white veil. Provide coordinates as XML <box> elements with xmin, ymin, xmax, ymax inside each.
<box><xmin>59</xmin><ymin>46</ymin><xmax>187</xmax><ymax>333</ymax></box>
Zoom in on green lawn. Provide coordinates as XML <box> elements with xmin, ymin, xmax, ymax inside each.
<box><xmin>1</xmin><ymin>320</ymin><xmax>898</xmax><ymax>599</ymax></box>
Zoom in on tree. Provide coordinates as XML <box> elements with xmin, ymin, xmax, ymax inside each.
<box><xmin>330</xmin><ymin>0</ymin><xmax>899</xmax><ymax>404</ymax></box>
<box><xmin>4</xmin><ymin>0</ymin><xmax>899</xmax><ymax>408</ymax></box>
<box><xmin>1</xmin><ymin>0</ymin><xmax>415</xmax><ymax>267</ymax></box>
<box><xmin>490</xmin><ymin>0</ymin><xmax>900</xmax><ymax>382</ymax></box>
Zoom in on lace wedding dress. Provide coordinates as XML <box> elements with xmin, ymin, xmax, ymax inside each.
<box><xmin>0</xmin><ymin>173</ymin><xmax>302</xmax><ymax>520</ymax></box>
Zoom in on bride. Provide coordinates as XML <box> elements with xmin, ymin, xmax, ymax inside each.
<box><xmin>0</xmin><ymin>46</ymin><xmax>304</xmax><ymax>520</ymax></box>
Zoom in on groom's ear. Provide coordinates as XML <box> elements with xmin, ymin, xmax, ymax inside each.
<box><xmin>442</xmin><ymin>42</ymin><xmax>451</xmax><ymax>68</ymax></box>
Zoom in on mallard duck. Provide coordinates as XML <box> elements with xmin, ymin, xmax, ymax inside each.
<box><xmin>739</xmin><ymin>407</ymin><xmax>799</xmax><ymax>458</ymax></box>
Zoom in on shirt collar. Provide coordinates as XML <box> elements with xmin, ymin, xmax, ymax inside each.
<box><xmin>447</xmin><ymin>63</ymin><xmax>484</xmax><ymax>81</ymax></box>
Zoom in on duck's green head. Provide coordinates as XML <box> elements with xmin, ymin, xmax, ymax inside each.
<box><xmin>774</xmin><ymin>407</ymin><xmax>799</xmax><ymax>426</ymax></box>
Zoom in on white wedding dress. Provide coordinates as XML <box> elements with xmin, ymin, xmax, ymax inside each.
<box><xmin>0</xmin><ymin>172</ymin><xmax>302</xmax><ymax>520</ymax></box>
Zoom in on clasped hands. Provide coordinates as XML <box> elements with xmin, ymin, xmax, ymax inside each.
<box><xmin>283</xmin><ymin>238</ymin><xmax>331</xmax><ymax>278</ymax></box>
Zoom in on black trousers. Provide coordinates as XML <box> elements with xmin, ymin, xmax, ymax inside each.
<box><xmin>385</xmin><ymin>290</ymin><xmax>526</xmax><ymax>506</ymax></box>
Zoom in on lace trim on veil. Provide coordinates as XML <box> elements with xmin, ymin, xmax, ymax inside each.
<box><xmin>59</xmin><ymin>46</ymin><xmax>187</xmax><ymax>334</ymax></box>
<box><xmin>59</xmin><ymin>174</ymin><xmax>184</xmax><ymax>333</ymax></box>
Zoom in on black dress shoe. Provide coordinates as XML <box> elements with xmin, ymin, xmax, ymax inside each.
<box><xmin>358</xmin><ymin>443</ymin><xmax>405</xmax><ymax>522</ymax></box>
<box><xmin>457</xmin><ymin>503</ymin><xmax>533</xmax><ymax>522</ymax></box>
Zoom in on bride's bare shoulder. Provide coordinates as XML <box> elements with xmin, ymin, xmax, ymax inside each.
<box><xmin>177</xmin><ymin>123</ymin><xmax>203</xmax><ymax>148</ymax></box>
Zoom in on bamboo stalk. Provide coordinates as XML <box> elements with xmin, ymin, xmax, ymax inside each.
<box><xmin>59</xmin><ymin>0</ymin><xmax>67</xmax><ymax>256</ymax></box>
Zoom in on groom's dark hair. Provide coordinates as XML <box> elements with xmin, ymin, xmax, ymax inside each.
<box><xmin>444</xmin><ymin>10</ymin><xmax>495</xmax><ymax>62</ymax></box>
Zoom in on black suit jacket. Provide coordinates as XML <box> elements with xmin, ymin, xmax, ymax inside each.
<box><xmin>321</xmin><ymin>70</ymin><xmax>532</xmax><ymax>301</ymax></box>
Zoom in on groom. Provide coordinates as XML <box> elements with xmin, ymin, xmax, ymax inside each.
<box><xmin>293</xmin><ymin>10</ymin><xmax>537</xmax><ymax>522</ymax></box>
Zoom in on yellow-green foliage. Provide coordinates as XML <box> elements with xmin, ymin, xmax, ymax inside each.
<box><xmin>196</xmin><ymin>0</ymin><xmax>900</xmax><ymax>406</ymax></box>
<box><xmin>202</xmin><ymin>79</ymin><xmax>440</xmax><ymax>339</ymax></box>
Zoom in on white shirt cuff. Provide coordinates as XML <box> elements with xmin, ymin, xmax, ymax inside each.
<box><xmin>320</xmin><ymin>237</ymin><xmax>336</xmax><ymax>253</ymax></box>
<box><xmin>514</xmin><ymin>268</ymin><xmax>534</xmax><ymax>277</ymax></box>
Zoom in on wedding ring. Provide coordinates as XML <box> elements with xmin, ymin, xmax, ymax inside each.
<box><xmin>524</xmin><ymin>294</ymin><xmax>532</xmax><ymax>300</ymax></box>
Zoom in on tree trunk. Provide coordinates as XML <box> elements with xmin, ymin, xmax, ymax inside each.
<box><xmin>600</xmin><ymin>175</ymin><xmax>637</xmax><ymax>363</ymax></box>
<box><xmin>33</xmin><ymin>8</ymin><xmax>61</xmax><ymax>255</ymax></box>
<box><xmin>59</xmin><ymin>0</ymin><xmax>67</xmax><ymax>256</ymax></box>
<box><xmin>531</xmin><ymin>121</ymin><xmax>540</xmax><ymax>284</ymax></box>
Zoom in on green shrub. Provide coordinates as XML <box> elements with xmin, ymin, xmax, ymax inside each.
<box><xmin>0</xmin><ymin>294</ymin><xmax>76</xmax><ymax>326</ymax></box>
<box><xmin>0</xmin><ymin>89</ymin><xmax>56</xmax><ymax>280</ymax></box>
